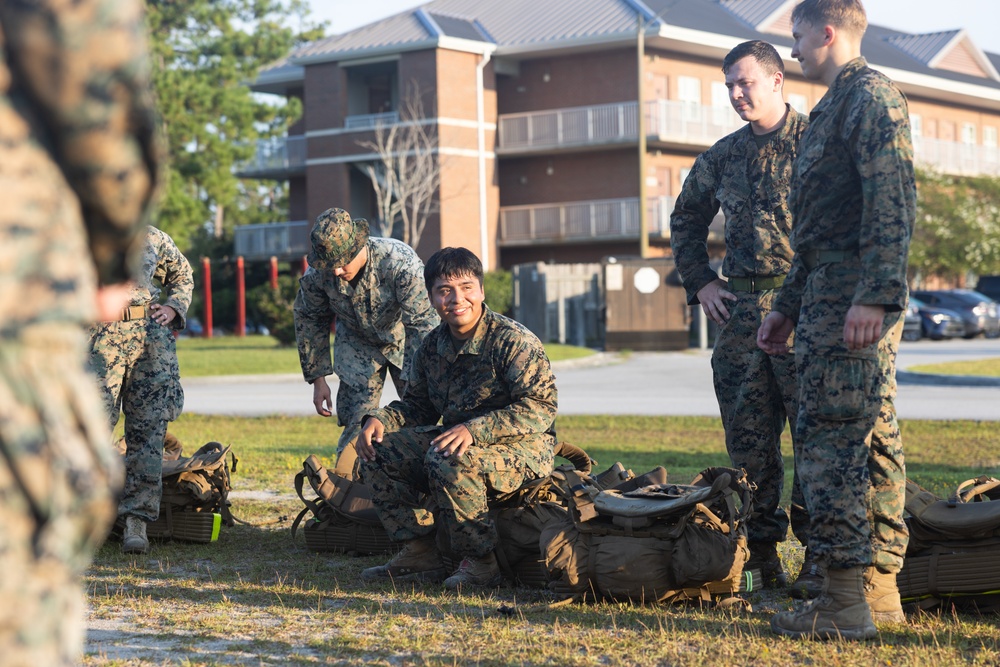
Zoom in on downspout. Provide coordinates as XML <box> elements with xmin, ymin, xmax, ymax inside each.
<box><xmin>476</xmin><ymin>50</ymin><xmax>492</xmax><ymax>270</ymax></box>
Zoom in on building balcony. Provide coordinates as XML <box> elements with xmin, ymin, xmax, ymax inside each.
<box><xmin>234</xmin><ymin>136</ymin><xmax>307</xmax><ymax>179</ymax></box>
<box><xmin>233</xmin><ymin>220</ymin><xmax>310</xmax><ymax>261</ymax></box>
<box><xmin>344</xmin><ymin>111</ymin><xmax>400</xmax><ymax>130</ymax></box>
<box><xmin>499</xmin><ymin>196</ymin><xmax>724</xmax><ymax>246</ymax></box>
<box><xmin>914</xmin><ymin>137</ymin><xmax>1000</xmax><ymax>177</ymax></box>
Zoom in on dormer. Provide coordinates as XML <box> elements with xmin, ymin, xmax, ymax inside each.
<box><xmin>885</xmin><ymin>29</ymin><xmax>1000</xmax><ymax>82</ymax></box>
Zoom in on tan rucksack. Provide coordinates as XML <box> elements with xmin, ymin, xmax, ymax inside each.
<box><xmin>540</xmin><ymin>466</ymin><xmax>753</xmax><ymax>604</ymax></box>
<box><xmin>899</xmin><ymin>477</ymin><xmax>1000</xmax><ymax>612</ymax></box>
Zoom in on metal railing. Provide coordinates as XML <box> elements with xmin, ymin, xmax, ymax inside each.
<box><xmin>344</xmin><ymin>111</ymin><xmax>400</xmax><ymax>130</ymax></box>
<box><xmin>233</xmin><ymin>220</ymin><xmax>310</xmax><ymax>260</ymax></box>
<box><xmin>644</xmin><ymin>99</ymin><xmax>745</xmax><ymax>147</ymax></box>
<box><xmin>234</xmin><ymin>136</ymin><xmax>306</xmax><ymax>177</ymax></box>
<box><xmin>498</xmin><ymin>102</ymin><xmax>639</xmax><ymax>150</ymax></box>
<box><xmin>500</xmin><ymin>197</ymin><xmax>674</xmax><ymax>244</ymax></box>
<box><xmin>914</xmin><ymin>137</ymin><xmax>1000</xmax><ymax>177</ymax></box>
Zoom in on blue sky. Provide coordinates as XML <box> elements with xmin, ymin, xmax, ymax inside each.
<box><xmin>306</xmin><ymin>0</ymin><xmax>1000</xmax><ymax>55</ymax></box>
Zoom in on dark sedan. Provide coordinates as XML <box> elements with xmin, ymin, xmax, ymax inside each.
<box><xmin>908</xmin><ymin>296</ymin><xmax>965</xmax><ymax>341</ymax></box>
<box><xmin>911</xmin><ymin>290</ymin><xmax>1000</xmax><ymax>339</ymax></box>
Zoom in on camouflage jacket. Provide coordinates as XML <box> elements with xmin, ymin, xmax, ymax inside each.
<box><xmin>369</xmin><ymin>306</ymin><xmax>557</xmax><ymax>464</ymax></box>
<box><xmin>129</xmin><ymin>227</ymin><xmax>193</xmax><ymax>330</ymax></box>
<box><xmin>774</xmin><ymin>59</ymin><xmax>916</xmax><ymax>321</ymax></box>
<box><xmin>670</xmin><ymin>106</ymin><xmax>808</xmax><ymax>304</ymax></box>
<box><xmin>294</xmin><ymin>237</ymin><xmax>440</xmax><ymax>387</ymax></box>
<box><xmin>0</xmin><ymin>0</ymin><xmax>160</xmax><ymax>301</ymax></box>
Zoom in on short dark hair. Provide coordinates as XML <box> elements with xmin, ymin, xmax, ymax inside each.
<box><xmin>792</xmin><ymin>0</ymin><xmax>867</xmax><ymax>38</ymax></box>
<box><xmin>424</xmin><ymin>247</ymin><xmax>484</xmax><ymax>293</ymax></box>
<box><xmin>722</xmin><ymin>40</ymin><xmax>784</xmax><ymax>76</ymax></box>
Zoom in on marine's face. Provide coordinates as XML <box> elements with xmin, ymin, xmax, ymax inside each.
<box><xmin>331</xmin><ymin>245</ymin><xmax>368</xmax><ymax>281</ymax></box>
<box><xmin>791</xmin><ymin>19</ymin><xmax>831</xmax><ymax>82</ymax></box>
<box><xmin>725</xmin><ymin>56</ymin><xmax>782</xmax><ymax>124</ymax></box>
<box><xmin>430</xmin><ymin>272</ymin><xmax>485</xmax><ymax>339</ymax></box>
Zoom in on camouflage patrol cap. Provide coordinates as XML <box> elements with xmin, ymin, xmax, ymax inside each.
<box><xmin>308</xmin><ymin>208</ymin><xmax>370</xmax><ymax>270</ymax></box>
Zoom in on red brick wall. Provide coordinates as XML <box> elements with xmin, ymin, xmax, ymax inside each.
<box><xmin>499</xmin><ymin>150</ymin><xmax>639</xmax><ymax>206</ymax></box>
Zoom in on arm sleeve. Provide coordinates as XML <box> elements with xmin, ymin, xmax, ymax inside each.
<box><xmin>463</xmin><ymin>336</ymin><xmax>558</xmax><ymax>445</ymax></box>
<box><xmin>393</xmin><ymin>254</ymin><xmax>439</xmax><ymax>383</ymax></box>
<box><xmin>369</xmin><ymin>342</ymin><xmax>441</xmax><ymax>430</ymax></box>
<box><xmin>1</xmin><ymin>0</ymin><xmax>162</xmax><ymax>285</ymax></box>
<box><xmin>293</xmin><ymin>272</ymin><xmax>335</xmax><ymax>383</ymax></box>
<box><xmin>669</xmin><ymin>151</ymin><xmax>723</xmax><ymax>304</ymax></box>
<box><xmin>153</xmin><ymin>231</ymin><xmax>193</xmax><ymax>329</ymax></box>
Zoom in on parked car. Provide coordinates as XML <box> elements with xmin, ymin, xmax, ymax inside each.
<box><xmin>902</xmin><ymin>300</ymin><xmax>922</xmax><ymax>341</ymax></box>
<box><xmin>911</xmin><ymin>289</ymin><xmax>1000</xmax><ymax>339</ymax></box>
<box><xmin>908</xmin><ymin>297</ymin><xmax>965</xmax><ymax>341</ymax></box>
<box><xmin>975</xmin><ymin>275</ymin><xmax>1000</xmax><ymax>304</ymax></box>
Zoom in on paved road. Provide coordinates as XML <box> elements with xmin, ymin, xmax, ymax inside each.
<box><xmin>181</xmin><ymin>338</ymin><xmax>1000</xmax><ymax>421</ymax></box>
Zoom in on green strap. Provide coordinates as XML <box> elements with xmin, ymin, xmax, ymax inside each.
<box><xmin>727</xmin><ymin>274</ymin><xmax>786</xmax><ymax>292</ymax></box>
<box><xmin>801</xmin><ymin>249</ymin><xmax>855</xmax><ymax>270</ymax></box>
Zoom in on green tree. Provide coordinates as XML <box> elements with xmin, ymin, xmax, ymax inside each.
<box><xmin>146</xmin><ymin>0</ymin><xmax>324</xmax><ymax>251</ymax></box>
<box><xmin>911</xmin><ymin>169</ymin><xmax>1000</xmax><ymax>284</ymax></box>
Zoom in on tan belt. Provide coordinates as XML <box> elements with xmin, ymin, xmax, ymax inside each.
<box><xmin>120</xmin><ymin>305</ymin><xmax>149</xmax><ymax>322</ymax></box>
<box><xmin>801</xmin><ymin>249</ymin><xmax>855</xmax><ymax>271</ymax></box>
<box><xmin>727</xmin><ymin>275</ymin><xmax>786</xmax><ymax>292</ymax></box>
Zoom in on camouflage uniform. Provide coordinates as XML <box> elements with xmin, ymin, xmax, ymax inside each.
<box><xmin>294</xmin><ymin>233</ymin><xmax>439</xmax><ymax>454</ymax></box>
<box><xmin>0</xmin><ymin>0</ymin><xmax>160</xmax><ymax>664</ymax></box>
<box><xmin>773</xmin><ymin>58</ymin><xmax>915</xmax><ymax>573</ymax></box>
<box><xmin>362</xmin><ymin>307</ymin><xmax>557</xmax><ymax>558</ymax></box>
<box><xmin>670</xmin><ymin>107</ymin><xmax>810</xmax><ymax>547</ymax></box>
<box><xmin>88</xmin><ymin>227</ymin><xmax>193</xmax><ymax>523</ymax></box>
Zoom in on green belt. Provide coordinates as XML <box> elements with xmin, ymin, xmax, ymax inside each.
<box><xmin>801</xmin><ymin>249</ymin><xmax>855</xmax><ymax>271</ymax></box>
<box><xmin>727</xmin><ymin>275</ymin><xmax>786</xmax><ymax>292</ymax></box>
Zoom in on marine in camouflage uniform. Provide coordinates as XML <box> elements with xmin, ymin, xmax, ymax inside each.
<box><xmin>761</xmin><ymin>5</ymin><xmax>916</xmax><ymax>634</ymax></box>
<box><xmin>88</xmin><ymin>226</ymin><xmax>193</xmax><ymax>536</ymax></box>
<box><xmin>359</xmin><ymin>247</ymin><xmax>557</xmax><ymax>589</ymax></box>
<box><xmin>294</xmin><ymin>208</ymin><xmax>439</xmax><ymax>456</ymax></box>
<box><xmin>0</xmin><ymin>0</ymin><xmax>160</xmax><ymax>663</ymax></box>
<box><xmin>669</xmin><ymin>41</ymin><xmax>810</xmax><ymax>588</ymax></box>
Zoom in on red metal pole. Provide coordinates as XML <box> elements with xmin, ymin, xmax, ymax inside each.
<box><xmin>236</xmin><ymin>255</ymin><xmax>246</xmax><ymax>337</ymax></box>
<box><xmin>269</xmin><ymin>256</ymin><xmax>279</xmax><ymax>290</ymax></box>
<box><xmin>202</xmin><ymin>257</ymin><xmax>213</xmax><ymax>338</ymax></box>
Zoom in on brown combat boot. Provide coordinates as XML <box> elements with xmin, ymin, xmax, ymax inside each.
<box><xmin>790</xmin><ymin>549</ymin><xmax>825</xmax><ymax>600</ymax></box>
<box><xmin>745</xmin><ymin>542</ymin><xmax>788</xmax><ymax>588</ymax></box>
<box><xmin>122</xmin><ymin>515</ymin><xmax>149</xmax><ymax>555</ymax></box>
<box><xmin>443</xmin><ymin>552</ymin><xmax>504</xmax><ymax>591</ymax></box>
<box><xmin>864</xmin><ymin>566</ymin><xmax>906</xmax><ymax>624</ymax></box>
<box><xmin>770</xmin><ymin>566</ymin><xmax>877</xmax><ymax>640</ymax></box>
<box><xmin>360</xmin><ymin>535</ymin><xmax>447</xmax><ymax>583</ymax></box>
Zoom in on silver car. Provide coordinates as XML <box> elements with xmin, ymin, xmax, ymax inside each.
<box><xmin>911</xmin><ymin>289</ymin><xmax>1000</xmax><ymax>339</ymax></box>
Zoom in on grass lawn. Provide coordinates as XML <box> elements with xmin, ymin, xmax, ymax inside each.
<box><xmin>908</xmin><ymin>357</ymin><xmax>1000</xmax><ymax>377</ymax></box>
<box><xmin>177</xmin><ymin>335</ymin><xmax>596</xmax><ymax>377</ymax></box>
<box><xmin>84</xmin><ymin>414</ymin><xmax>1000</xmax><ymax>666</ymax></box>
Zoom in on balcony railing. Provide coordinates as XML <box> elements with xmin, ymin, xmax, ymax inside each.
<box><xmin>234</xmin><ymin>136</ymin><xmax>306</xmax><ymax>178</ymax></box>
<box><xmin>498</xmin><ymin>102</ymin><xmax>639</xmax><ymax>151</ymax></box>
<box><xmin>233</xmin><ymin>220</ymin><xmax>310</xmax><ymax>260</ymax></box>
<box><xmin>644</xmin><ymin>99</ymin><xmax>745</xmax><ymax>147</ymax></box>
<box><xmin>344</xmin><ymin>111</ymin><xmax>400</xmax><ymax>130</ymax></box>
<box><xmin>914</xmin><ymin>137</ymin><xmax>1000</xmax><ymax>177</ymax></box>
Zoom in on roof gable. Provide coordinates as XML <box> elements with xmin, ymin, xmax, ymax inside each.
<box><xmin>718</xmin><ymin>0</ymin><xmax>795</xmax><ymax>36</ymax></box>
<box><xmin>886</xmin><ymin>29</ymin><xmax>1000</xmax><ymax>82</ymax></box>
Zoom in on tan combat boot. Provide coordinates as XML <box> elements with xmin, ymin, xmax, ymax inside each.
<box><xmin>865</xmin><ymin>566</ymin><xmax>906</xmax><ymax>624</ymax></box>
<box><xmin>443</xmin><ymin>552</ymin><xmax>504</xmax><ymax>591</ymax></box>
<box><xmin>122</xmin><ymin>515</ymin><xmax>150</xmax><ymax>555</ymax></box>
<box><xmin>790</xmin><ymin>548</ymin><xmax>825</xmax><ymax>600</ymax></box>
<box><xmin>361</xmin><ymin>535</ymin><xmax>447</xmax><ymax>583</ymax></box>
<box><xmin>770</xmin><ymin>566</ymin><xmax>877</xmax><ymax>640</ymax></box>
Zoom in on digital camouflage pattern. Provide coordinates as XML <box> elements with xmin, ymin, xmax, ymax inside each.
<box><xmin>307</xmin><ymin>208</ymin><xmax>369</xmax><ymax>271</ymax></box>
<box><xmin>89</xmin><ymin>226</ymin><xmax>193</xmax><ymax>523</ymax></box>
<box><xmin>294</xmin><ymin>236</ymin><xmax>439</xmax><ymax>452</ymax></box>
<box><xmin>363</xmin><ymin>307</ymin><xmax>557</xmax><ymax>557</ymax></box>
<box><xmin>0</xmin><ymin>0</ymin><xmax>160</xmax><ymax>663</ymax></box>
<box><xmin>670</xmin><ymin>109</ymin><xmax>810</xmax><ymax>546</ymax></box>
<box><xmin>774</xmin><ymin>58</ymin><xmax>916</xmax><ymax>572</ymax></box>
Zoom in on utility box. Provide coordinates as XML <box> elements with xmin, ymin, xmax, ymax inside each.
<box><xmin>603</xmin><ymin>257</ymin><xmax>690</xmax><ymax>351</ymax></box>
<box><xmin>512</xmin><ymin>262</ymin><xmax>604</xmax><ymax>346</ymax></box>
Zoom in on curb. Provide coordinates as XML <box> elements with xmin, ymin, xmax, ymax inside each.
<box><xmin>897</xmin><ymin>370</ymin><xmax>1000</xmax><ymax>387</ymax></box>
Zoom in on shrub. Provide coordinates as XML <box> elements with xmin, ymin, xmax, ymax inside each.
<box><xmin>483</xmin><ymin>269</ymin><xmax>513</xmax><ymax>316</ymax></box>
<box><xmin>252</xmin><ymin>275</ymin><xmax>298</xmax><ymax>346</ymax></box>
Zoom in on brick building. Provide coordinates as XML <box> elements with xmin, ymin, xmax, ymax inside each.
<box><xmin>235</xmin><ymin>0</ymin><xmax>1000</xmax><ymax>270</ymax></box>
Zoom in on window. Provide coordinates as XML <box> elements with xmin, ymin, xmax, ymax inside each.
<box><xmin>787</xmin><ymin>94</ymin><xmax>808</xmax><ymax>114</ymax></box>
<box><xmin>984</xmin><ymin>126</ymin><xmax>998</xmax><ymax>148</ymax></box>
<box><xmin>677</xmin><ymin>76</ymin><xmax>702</xmax><ymax>123</ymax></box>
<box><xmin>962</xmin><ymin>123</ymin><xmax>977</xmax><ymax>146</ymax></box>
<box><xmin>909</xmin><ymin>114</ymin><xmax>922</xmax><ymax>137</ymax></box>
<box><xmin>711</xmin><ymin>82</ymin><xmax>730</xmax><ymax>125</ymax></box>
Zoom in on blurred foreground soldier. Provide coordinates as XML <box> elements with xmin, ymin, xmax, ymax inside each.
<box><xmin>357</xmin><ymin>247</ymin><xmax>557</xmax><ymax>590</ymax></box>
<box><xmin>758</xmin><ymin>0</ymin><xmax>915</xmax><ymax>640</ymax></box>
<box><xmin>0</xmin><ymin>0</ymin><xmax>160</xmax><ymax>664</ymax></box>
<box><xmin>294</xmin><ymin>208</ymin><xmax>439</xmax><ymax>457</ymax></box>
<box><xmin>88</xmin><ymin>226</ymin><xmax>193</xmax><ymax>555</ymax></box>
<box><xmin>669</xmin><ymin>40</ymin><xmax>813</xmax><ymax>595</ymax></box>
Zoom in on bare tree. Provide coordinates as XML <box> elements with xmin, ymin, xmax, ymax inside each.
<box><xmin>358</xmin><ymin>83</ymin><xmax>441</xmax><ymax>250</ymax></box>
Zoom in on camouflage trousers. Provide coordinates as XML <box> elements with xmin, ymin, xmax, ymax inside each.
<box><xmin>0</xmin><ymin>326</ymin><xmax>121</xmax><ymax>667</ymax></box>
<box><xmin>88</xmin><ymin>318</ymin><xmax>183</xmax><ymax>522</ymax></box>
<box><xmin>335</xmin><ymin>362</ymin><xmax>404</xmax><ymax>456</ymax></box>
<box><xmin>712</xmin><ymin>290</ymin><xmax>809</xmax><ymax>547</ymax></box>
<box><xmin>360</xmin><ymin>426</ymin><xmax>550</xmax><ymax>558</ymax></box>
<box><xmin>794</xmin><ymin>291</ymin><xmax>907</xmax><ymax>573</ymax></box>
